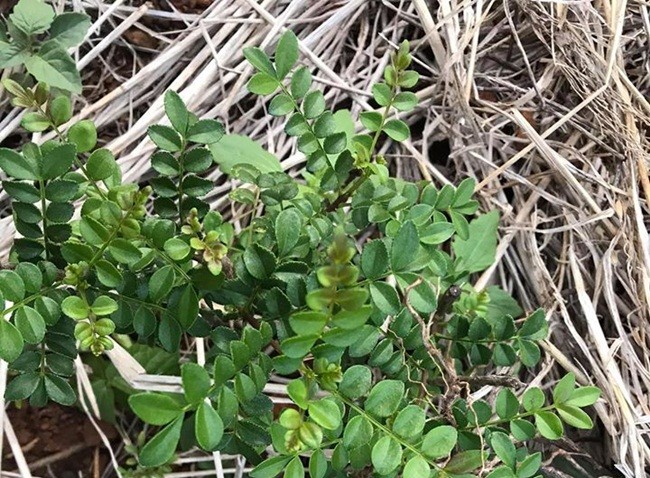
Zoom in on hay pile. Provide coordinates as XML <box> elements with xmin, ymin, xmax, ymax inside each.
<box><xmin>0</xmin><ymin>0</ymin><xmax>648</xmax><ymax>476</ymax></box>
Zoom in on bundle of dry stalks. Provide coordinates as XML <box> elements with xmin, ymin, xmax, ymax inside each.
<box><xmin>0</xmin><ymin>0</ymin><xmax>649</xmax><ymax>476</ymax></box>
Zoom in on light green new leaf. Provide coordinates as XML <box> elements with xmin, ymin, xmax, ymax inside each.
<box><xmin>49</xmin><ymin>12</ymin><xmax>91</xmax><ymax>48</ymax></box>
<box><xmin>557</xmin><ymin>404</ymin><xmax>593</xmax><ymax>429</ymax></box>
<box><xmin>25</xmin><ymin>42</ymin><xmax>81</xmax><ymax>93</ymax></box>
<box><xmin>404</xmin><ymin>456</ymin><xmax>430</xmax><ymax>478</ymax></box>
<box><xmin>91</xmin><ymin>296</ymin><xmax>118</xmax><ymax>316</ymax></box>
<box><xmin>10</xmin><ymin>0</ymin><xmax>55</xmax><ymax>35</ymax></box>
<box><xmin>392</xmin><ymin>404</ymin><xmax>426</xmax><ymax>439</ymax></box>
<box><xmin>491</xmin><ymin>431</ymin><xmax>516</xmax><ymax>469</ymax></box>
<box><xmin>452</xmin><ymin>210</ymin><xmax>499</xmax><ymax>273</ymax></box>
<box><xmin>61</xmin><ymin>296</ymin><xmax>89</xmax><ymax>320</ymax></box>
<box><xmin>371</xmin><ymin>436</ymin><xmax>402</xmax><ymax>475</ymax></box>
<box><xmin>534</xmin><ymin>411</ymin><xmax>564</xmax><ymax>439</ymax></box>
<box><xmin>421</xmin><ymin>425</ymin><xmax>457</xmax><ymax>459</ymax></box>
<box><xmin>86</xmin><ymin>148</ymin><xmax>118</xmax><ymax>181</ymax></box>
<box><xmin>210</xmin><ymin>134</ymin><xmax>281</xmax><ymax>174</ymax></box>
<box><xmin>364</xmin><ymin>380</ymin><xmax>403</xmax><ymax>417</ymax></box>
<box><xmin>308</xmin><ymin>398</ymin><xmax>341</xmax><ymax>430</ymax></box>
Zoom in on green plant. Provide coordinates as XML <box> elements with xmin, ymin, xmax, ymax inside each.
<box><xmin>0</xmin><ymin>0</ymin><xmax>89</xmax><ymax>93</ymax></box>
<box><xmin>0</xmin><ymin>2</ymin><xmax>600</xmax><ymax>476</ymax></box>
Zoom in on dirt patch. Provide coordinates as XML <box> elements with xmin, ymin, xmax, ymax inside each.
<box><xmin>2</xmin><ymin>403</ymin><xmax>118</xmax><ymax>477</ymax></box>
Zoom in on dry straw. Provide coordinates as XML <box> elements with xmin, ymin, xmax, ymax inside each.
<box><xmin>0</xmin><ymin>0</ymin><xmax>648</xmax><ymax>476</ymax></box>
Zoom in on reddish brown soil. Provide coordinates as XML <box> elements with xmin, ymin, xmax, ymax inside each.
<box><xmin>2</xmin><ymin>403</ymin><xmax>117</xmax><ymax>477</ymax></box>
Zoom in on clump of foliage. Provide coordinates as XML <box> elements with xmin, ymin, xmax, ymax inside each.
<box><xmin>0</xmin><ymin>1</ymin><xmax>600</xmax><ymax>477</ymax></box>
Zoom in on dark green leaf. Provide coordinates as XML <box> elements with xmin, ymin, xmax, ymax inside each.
<box><xmin>274</xmin><ymin>30</ymin><xmax>299</xmax><ymax>79</ymax></box>
<box><xmin>248</xmin><ymin>72</ymin><xmax>279</xmax><ymax>95</ymax></box>
<box><xmin>181</xmin><ymin>362</ymin><xmax>211</xmax><ymax>403</ymax></box>
<box><xmin>0</xmin><ymin>270</ymin><xmax>26</xmax><ymax>302</ymax></box>
<box><xmin>281</xmin><ymin>334</ymin><xmax>318</xmax><ymax>359</ymax></box>
<box><xmin>0</xmin><ymin>320</ymin><xmax>24</xmax><ymax>362</ymax></box>
<box><xmin>164</xmin><ymin>90</ymin><xmax>189</xmax><ymax>134</ymax></box>
<box><xmin>391</xmin><ymin>221</ymin><xmax>418</xmax><ymax>271</ymax></box>
<box><xmin>250</xmin><ymin>455</ymin><xmax>292</xmax><ymax>478</ymax></box>
<box><xmin>303</xmin><ymin>91</ymin><xmax>325</xmax><ymax>119</ymax></box>
<box><xmin>14</xmin><ymin>306</ymin><xmax>46</xmax><ymax>343</ymax></box>
<box><xmin>269</xmin><ymin>94</ymin><xmax>293</xmax><ymax>116</ymax></box>
<box><xmin>187</xmin><ymin>119</ymin><xmax>225</xmax><ymax>144</ymax></box>
<box><xmin>139</xmin><ymin>415</ymin><xmax>184</xmax><ymax>467</ymax></box>
<box><xmin>129</xmin><ymin>393</ymin><xmax>183</xmax><ymax>425</ymax></box>
<box><xmin>148</xmin><ymin>125</ymin><xmax>183</xmax><ymax>152</ymax></box>
<box><xmin>244</xmin><ymin>244</ymin><xmax>276</xmax><ymax>279</ymax></box>
<box><xmin>108</xmin><ymin>238</ymin><xmax>142</xmax><ymax>264</ymax></box>
<box><xmin>308</xmin><ymin>398</ymin><xmax>341</xmax><ymax>430</ymax></box>
<box><xmin>210</xmin><ymin>134</ymin><xmax>281</xmax><ymax>174</ymax></box>
<box><xmin>369</xmin><ymin>282</ymin><xmax>400</xmax><ymax>316</ymax></box>
<box><xmin>86</xmin><ymin>148</ymin><xmax>117</xmax><ymax>181</ymax></box>
<box><xmin>290</xmin><ymin>66</ymin><xmax>311</xmax><ymax>98</ymax></box>
<box><xmin>44</xmin><ymin>374</ymin><xmax>76</xmax><ymax>405</ymax></box>
<box><xmin>361</xmin><ymin>240</ymin><xmax>389</xmax><ymax>279</ymax></box>
<box><xmin>6</xmin><ymin>372</ymin><xmax>40</xmax><ymax>400</ymax></box>
<box><xmin>275</xmin><ymin>208</ymin><xmax>302</xmax><ymax>256</ymax></box>
<box><xmin>149</xmin><ymin>265</ymin><xmax>175</xmax><ymax>302</ymax></box>
<box><xmin>383</xmin><ymin>119</ymin><xmax>410</xmax><ymax>142</ymax></box>
<box><xmin>244</xmin><ymin>47</ymin><xmax>276</xmax><ymax>77</ymax></box>
<box><xmin>491</xmin><ymin>431</ymin><xmax>516</xmax><ymax>469</ymax></box>
<box><xmin>534</xmin><ymin>411</ymin><xmax>563</xmax><ymax>439</ymax></box>
<box><xmin>392</xmin><ymin>404</ymin><xmax>425</xmax><ymax>439</ymax></box>
<box><xmin>0</xmin><ymin>148</ymin><xmax>38</xmax><ymax>180</ymax></box>
<box><xmin>195</xmin><ymin>401</ymin><xmax>224</xmax><ymax>451</ymax></box>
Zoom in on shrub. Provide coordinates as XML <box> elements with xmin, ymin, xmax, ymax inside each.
<box><xmin>0</xmin><ymin>1</ymin><xmax>600</xmax><ymax>476</ymax></box>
